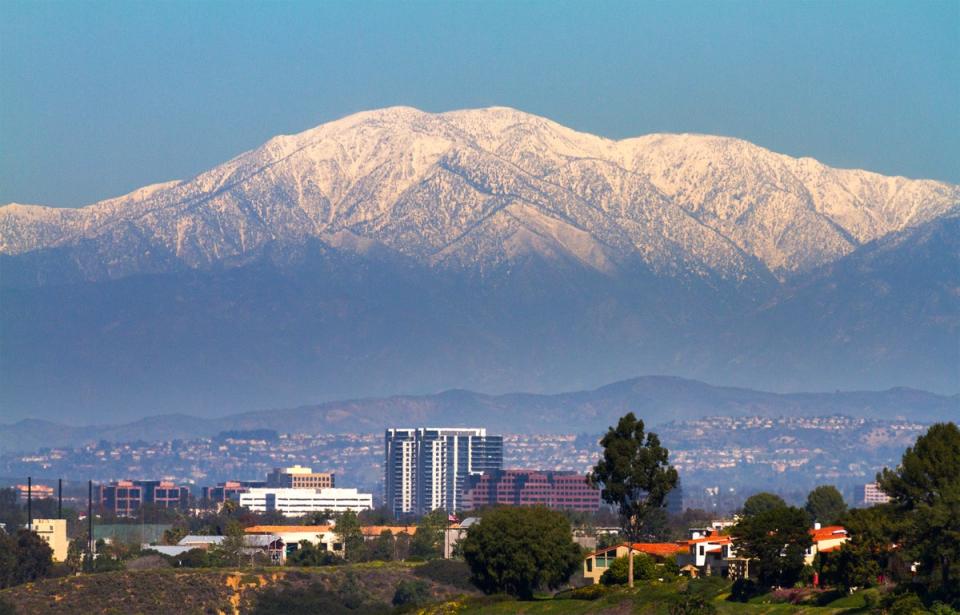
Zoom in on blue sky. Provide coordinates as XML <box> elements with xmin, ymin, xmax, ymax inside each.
<box><xmin>2</xmin><ymin>0</ymin><xmax>957</xmax><ymax>207</ymax></box>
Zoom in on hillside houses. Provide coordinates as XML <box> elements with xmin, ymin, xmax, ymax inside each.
<box><xmin>582</xmin><ymin>524</ymin><xmax>849</xmax><ymax>584</ymax></box>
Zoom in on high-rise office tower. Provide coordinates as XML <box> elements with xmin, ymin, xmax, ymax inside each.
<box><xmin>385</xmin><ymin>428</ymin><xmax>503</xmax><ymax>516</ymax></box>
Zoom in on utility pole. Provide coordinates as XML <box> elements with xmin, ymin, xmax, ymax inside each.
<box><xmin>88</xmin><ymin>480</ymin><xmax>94</xmax><ymax>557</ymax></box>
<box><xmin>58</xmin><ymin>478</ymin><xmax>63</xmax><ymax>519</ymax></box>
<box><xmin>27</xmin><ymin>476</ymin><xmax>32</xmax><ymax>528</ymax></box>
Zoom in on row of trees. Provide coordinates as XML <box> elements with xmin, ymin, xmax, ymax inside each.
<box><xmin>730</xmin><ymin>422</ymin><xmax>960</xmax><ymax>606</ymax></box>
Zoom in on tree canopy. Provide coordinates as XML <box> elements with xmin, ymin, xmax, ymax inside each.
<box><xmin>461</xmin><ymin>506</ymin><xmax>581</xmax><ymax>599</ymax></box>
<box><xmin>878</xmin><ymin>421</ymin><xmax>960</xmax><ymax>596</ymax></box>
<box><xmin>334</xmin><ymin>510</ymin><xmax>365</xmax><ymax>562</ymax></box>
<box><xmin>588</xmin><ymin>412</ymin><xmax>678</xmax><ymax>542</ymax></box>
<box><xmin>732</xmin><ymin>505</ymin><xmax>811</xmax><ymax>588</ymax></box>
<box><xmin>741</xmin><ymin>492</ymin><xmax>787</xmax><ymax>518</ymax></box>
<box><xmin>0</xmin><ymin>529</ymin><xmax>54</xmax><ymax>589</ymax></box>
<box><xmin>805</xmin><ymin>485</ymin><xmax>847</xmax><ymax>526</ymax></box>
<box><xmin>819</xmin><ymin>504</ymin><xmax>904</xmax><ymax>590</ymax></box>
<box><xmin>410</xmin><ymin>509</ymin><xmax>446</xmax><ymax>560</ymax></box>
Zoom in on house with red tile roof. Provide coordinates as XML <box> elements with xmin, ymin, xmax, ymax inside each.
<box><xmin>805</xmin><ymin>524</ymin><xmax>848</xmax><ymax>565</ymax></box>
<box><xmin>583</xmin><ymin>542</ymin><xmax>687</xmax><ymax>584</ymax></box>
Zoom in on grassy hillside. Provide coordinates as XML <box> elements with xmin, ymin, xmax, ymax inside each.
<box><xmin>427</xmin><ymin>578</ymin><xmax>874</xmax><ymax>614</ymax></box>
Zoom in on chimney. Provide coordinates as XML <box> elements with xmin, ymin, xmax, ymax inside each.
<box><xmin>814</xmin><ymin>522</ymin><xmax>821</xmax><ymax>530</ymax></box>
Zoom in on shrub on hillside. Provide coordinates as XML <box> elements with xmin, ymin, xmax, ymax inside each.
<box><xmin>556</xmin><ymin>584</ymin><xmax>609</xmax><ymax>600</ymax></box>
<box><xmin>670</xmin><ymin>591</ymin><xmax>718</xmax><ymax>615</ymax></box>
<box><xmin>883</xmin><ymin>592</ymin><xmax>927</xmax><ymax>615</ymax></box>
<box><xmin>413</xmin><ymin>559</ymin><xmax>474</xmax><ymax>590</ymax></box>
<box><xmin>392</xmin><ymin>579</ymin><xmax>431</xmax><ymax>609</ymax></box>
<box><xmin>252</xmin><ymin>579</ymin><xmax>385</xmax><ymax>615</ymax></box>
<box><xmin>169</xmin><ymin>548</ymin><xmax>212</xmax><ymax>568</ymax></box>
<box><xmin>729</xmin><ymin>578</ymin><xmax>760</xmax><ymax>602</ymax></box>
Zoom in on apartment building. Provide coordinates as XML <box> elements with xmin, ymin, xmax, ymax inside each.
<box><xmin>385</xmin><ymin>427</ymin><xmax>503</xmax><ymax>516</ymax></box>
<box><xmin>863</xmin><ymin>482</ymin><xmax>891</xmax><ymax>505</ymax></box>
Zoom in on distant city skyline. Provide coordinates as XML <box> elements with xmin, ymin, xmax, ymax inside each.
<box><xmin>1</xmin><ymin>0</ymin><xmax>957</xmax><ymax>207</ymax></box>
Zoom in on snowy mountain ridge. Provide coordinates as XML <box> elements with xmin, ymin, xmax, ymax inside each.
<box><xmin>2</xmin><ymin>106</ymin><xmax>957</xmax><ymax>282</ymax></box>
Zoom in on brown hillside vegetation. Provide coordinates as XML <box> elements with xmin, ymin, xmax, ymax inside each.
<box><xmin>0</xmin><ymin>563</ymin><xmax>475</xmax><ymax>615</ymax></box>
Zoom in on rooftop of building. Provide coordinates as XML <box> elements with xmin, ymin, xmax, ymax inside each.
<box><xmin>245</xmin><ymin>525</ymin><xmax>332</xmax><ymax>534</ymax></box>
<box><xmin>360</xmin><ymin>526</ymin><xmax>418</xmax><ymax>536</ymax></box>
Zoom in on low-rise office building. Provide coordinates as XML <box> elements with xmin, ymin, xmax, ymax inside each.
<box><xmin>17</xmin><ymin>484</ymin><xmax>55</xmax><ymax>501</ymax></box>
<box><xmin>462</xmin><ymin>470</ymin><xmax>601</xmax><ymax>512</ymax></box>
<box><xmin>96</xmin><ymin>480</ymin><xmax>189</xmax><ymax>516</ymax></box>
<box><xmin>30</xmin><ymin>519</ymin><xmax>68</xmax><ymax>562</ymax></box>
<box><xmin>202</xmin><ymin>480</ymin><xmax>267</xmax><ymax>503</ymax></box>
<box><xmin>238</xmin><ymin>487</ymin><xmax>373</xmax><ymax>516</ymax></box>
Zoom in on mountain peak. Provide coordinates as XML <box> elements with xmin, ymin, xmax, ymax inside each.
<box><xmin>1</xmin><ymin>107</ymin><xmax>957</xmax><ymax>280</ymax></box>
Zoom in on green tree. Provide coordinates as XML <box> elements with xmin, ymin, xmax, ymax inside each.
<box><xmin>65</xmin><ymin>536</ymin><xmax>86</xmax><ymax>573</ymax></box>
<box><xmin>600</xmin><ymin>553</ymin><xmax>656</xmax><ymax>585</ymax></box>
<box><xmin>461</xmin><ymin>506</ymin><xmax>581</xmax><ymax>599</ymax></box>
<box><xmin>588</xmin><ymin>412</ymin><xmax>678</xmax><ymax>586</ymax></box>
<box><xmin>804</xmin><ymin>485</ymin><xmax>847</xmax><ymax>525</ymax></box>
<box><xmin>0</xmin><ymin>488</ymin><xmax>24</xmax><ymax>532</ymax></box>
<box><xmin>287</xmin><ymin>540</ymin><xmax>338</xmax><ymax>567</ymax></box>
<box><xmin>334</xmin><ymin>510</ymin><xmax>365</xmax><ymax>562</ymax></box>
<box><xmin>410</xmin><ymin>509</ymin><xmax>446</xmax><ymax>559</ymax></box>
<box><xmin>368</xmin><ymin>529</ymin><xmax>395</xmax><ymax>562</ymax></box>
<box><xmin>214</xmin><ymin>520</ymin><xmax>246</xmax><ymax>567</ymax></box>
<box><xmin>0</xmin><ymin>529</ymin><xmax>54</xmax><ymax>588</ymax></box>
<box><xmin>162</xmin><ymin>526</ymin><xmax>189</xmax><ymax>546</ymax></box>
<box><xmin>0</xmin><ymin>532</ymin><xmax>16</xmax><ymax>589</ymax></box>
<box><xmin>732</xmin><ymin>505</ymin><xmax>811</xmax><ymax>588</ymax></box>
<box><xmin>822</xmin><ymin>504</ymin><xmax>903</xmax><ymax>590</ymax></box>
<box><xmin>741</xmin><ymin>492</ymin><xmax>787</xmax><ymax>518</ymax></box>
<box><xmin>878</xmin><ymin>422</ymin><xmax>960</xmax><ymax>596</ymax></box>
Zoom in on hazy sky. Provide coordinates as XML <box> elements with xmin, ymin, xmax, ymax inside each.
<box><xmin>2</xmin><ymin>0</ymin><xmax>957</xmax><ymax>207</ymax></box>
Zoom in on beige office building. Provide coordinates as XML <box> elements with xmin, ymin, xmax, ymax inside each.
<box><xmin>31</xmin><ymin>519</ymin><xmax>68</xmax><ymax>562</ymax></box>
<box><xmin>266</xmin><ymin>465</ymin><xmax>334</xmax><ymax>489</ymax></box>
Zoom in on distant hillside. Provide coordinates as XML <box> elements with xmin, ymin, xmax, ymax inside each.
<box><xmin>0</xmin><ymin>376</ymin><xmax>954</xmax><ymax>454</ymax></box>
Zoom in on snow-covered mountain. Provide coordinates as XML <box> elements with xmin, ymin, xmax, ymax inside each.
<box><xmin>2</xmin><ymin>107</ymin><xmax>958</xmax><ymax>422</ymax></box>
<box><xmin>3</xmin><ymin>106</ymin><xmax>957</xmax><ymax>282</ymax></box>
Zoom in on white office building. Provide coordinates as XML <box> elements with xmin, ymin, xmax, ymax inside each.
<box><xmin>239</xmin><ymin>487</ymin><xmax>373</xmax><ymax>516</ymax></box>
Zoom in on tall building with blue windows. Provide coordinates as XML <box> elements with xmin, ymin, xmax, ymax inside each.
<box><xmin>385</xmin><ymin>427</ymin><xmax>503</xmax><ymax>517</ymax></box>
